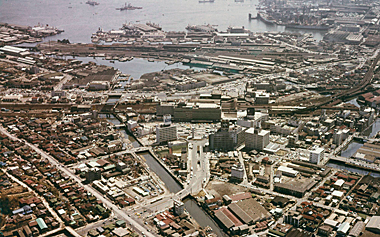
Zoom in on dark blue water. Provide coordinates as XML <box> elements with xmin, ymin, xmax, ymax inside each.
<box><xmin>0</xmin><ymin>0</ymin><xmax>324</xmax><ymax>43</ymax></box>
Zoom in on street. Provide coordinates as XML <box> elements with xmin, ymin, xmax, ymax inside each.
<box><xmin>0</xmin><ymin>126</ymin><xmax>156</xmax><ymax>237</ymax></box>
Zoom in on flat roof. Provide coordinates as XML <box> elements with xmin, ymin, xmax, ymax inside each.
<box><xmin>366</xmin><ymin>216</ymin><xmax>380</xmax><ymax>230</ymax></box>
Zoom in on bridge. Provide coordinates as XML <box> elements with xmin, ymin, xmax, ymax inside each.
<box><xmin>112</xmin><ymin>124</ymin><xmax>126</xmax><ymax>129</ymax></box>
<box><xmin>329</xmin><ymin>155</ymin><xmax>380</xmax><ymax>173</ymax></box>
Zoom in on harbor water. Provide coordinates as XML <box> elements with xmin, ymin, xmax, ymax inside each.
<box><xmin>67</xmin><ymin>56</ymin><xmax>203</xmax><ymax>80</ymax></box>
<box><xmin>104</xmin><ymin>116</ymin><xmax>226</xmax><ymax>236</ymax></box>
<box><xmin>0</xmin><ymin>0</ymin><xmax>324</xmax><ymax>43</ymax></box>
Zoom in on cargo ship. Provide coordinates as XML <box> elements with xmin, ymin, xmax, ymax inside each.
<box><xmin>116</xmin><ymin>3</ymin><xmax>143</xmax><ymax>10</ymax></box>
<box><xmin>199</xmin><ymin>0</ymin><xmax>215</xmax><ymax>3</ymax></box>
<box><xmin>285</xmin><ymin>24</ymin><xmax>331</xmax><ymax>31</ymax></box>
<box><xmin>146</xmin><ymin>22</ymin><xmax>162</xmax><ymax>30</ymax></box>
<box><xmin>86</xmin><ymin>1</ymin><xmax>99</xmax><ymax>6</ymax></box>
<box><xmin>256</xmin><ymin>12</ymin><xmax>276</xmax><ymax>25</ymax></box>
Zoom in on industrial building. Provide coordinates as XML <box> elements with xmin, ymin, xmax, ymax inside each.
<box><xmin>157</xmin><ymin>101</ymin><xmax>221</xmax><ymax>122</ymax></box>
<box><xmin>209</xmin><ymin>120</ymin><xmax>245</xmax><ymax>151</ymax></box>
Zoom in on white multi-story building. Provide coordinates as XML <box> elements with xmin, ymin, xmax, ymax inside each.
<box><xmin>255</xmin><ymin>92</ymin><xmax>270</xmax><ymax>104</ymax></box>
<box><xmin>333</xmin><ymin>130</ymin><xmax>343</xmax><ymax>146</ymax></box>
<box><xmin>310</xmin><ymin>147</ymin><xmax>324</xmax><ymax>165</ymax></box>
<box><xmin>156</xmin><ymin>124</ymin><xmax>177</xmax><ymax>144</ymax></box>
<box><xmin>87</xmin><ymin>81</ymin><xmax>110</xmax><ymax>91</ymax></box>
<box><xmin>245</xmin><ymin>128</ymin><xmax>270</xmax><ymax>151</ymax></box>
<box><xmin>237</xmin><ymin>111</ymin><xmax>269</xmax><ymax>128</ymax></box>
<box><xmin>127</xmin><ymin>120</ymin><xmax>137</xmax><ymax>131</ymax></box>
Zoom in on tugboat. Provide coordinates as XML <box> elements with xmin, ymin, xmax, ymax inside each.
<box><xmin>116</xmin><ymin>3</ymin><xmax>143</xmax><ymax>10</ymax></box>
<box><xmin>86</xmin><ymin>1</ymin><xmax>99</xmax><ymax>6</ymax></box>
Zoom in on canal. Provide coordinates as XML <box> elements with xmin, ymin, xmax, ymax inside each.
<box><xmin>104</xmin><ymin>115</ymin><xmax>226</xmax><ymax>236</ymax></box>
<box><xmin>326</xmin><ymin>118</ymin><xmax>380</xmax><ymax>177</ymax></box>
<box><xmin>100</xmin><ymin>114</ymin><xmax>141</xmax><ymax>148</ymax></box>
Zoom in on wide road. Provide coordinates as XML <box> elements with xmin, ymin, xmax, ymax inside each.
<box><xmin>179</xmin><ymin>139</ymin><xmax>209</xmax><ymax>198</ymax></box>
<box><xmin>0</xmin><ymin>126</ymin><xmax>155</xmax><ymax>237</ymax></box>
<box><xmin>139</xmin><ymin>138</ymin><xmax>210</xmax><ymax>213</ymax></box>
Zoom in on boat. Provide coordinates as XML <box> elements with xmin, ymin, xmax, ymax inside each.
<box><xmin>86</xmin><ymin>1</ymin><xmax>99</xmax><ymax>6</ymax></box>
<box><xmin>116</xmin><ymin>3</ymin><xmax>142</xmax><ymax>10</ymax></box>
<box><xmin>91</xmin><ymin>38</ymin><xmax>100</xmax><ymax>43</ymax></box>
<box><xmin>285</xmin><ymin>24</ymin><xmax>331</xmax><ymax>31</ymax></box>
<box><xmin>199</xmin><ymin>0</ymin><xmax>214</xmax><ymax>2</ymax></box>
<box><xmin>146</xmin><ymin>22</ymin><xmax>162</xmax><ymax>30</ymax></box>
<box><xmin>256</xmin><ymin>12</ymin><xmax>276</xmax><ymax>25</ymax></box>
<box><xmin>165</xmin><ymin>61</ymin><xmax>176</xmax><ymax>65</ymax></box>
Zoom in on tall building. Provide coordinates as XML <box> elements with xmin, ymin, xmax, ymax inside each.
<box><xmin>255</xmin><ymin>92</ymin><xmax>270</xmax><ymax>104</ymax></box>
<box><xmin>288</xmin><ymin>134</ymin><xmax>298</xmax><ymax>147</ymax></box>
<box><xmin>85</xmin><ymin>168</ymin><xmax>101</xmax><ymax>183</ymax></box>
<box><xmin>163</xmin><ymin>114</ymin><xmax>172</xmax><ymax>126</ymax></box>
<box><xmin>156</xmin><ymin>124</ymin><xmax>177</xmax><ymax>144</ymax></box>
<box><xmin>245</xmin><ymin>127</ymin><xmax>270</xmax><ymax>151</ymax></box>
<box><xmin>231</xmin><ymin>163</ymin><xmax>244</xmax><ymax>180</ymax></box>
<box><xmin>237</xmin><ymin>108</ymin><xmax>269</xmax><ymax>128</ymax></box>
<box><xmin>209</xmin><ymin>120</ymin><xmax>245</xmax><ymax>151</ymax></box>
<box><xmin>310</xmin><ymin>147</ymin><xmax>324</xmax><ymax>165</ymax></box>
<box><xmin>284</xmin><ymin>211</ymin><xmax>302</xmax><ymax>227</ymax></box>
<box><xmin>333</xmin><ymin>130</ymin><xmax>343</xmax><ymax>146</ymax></box>
<box><xmin>173</xmin><ymin>199</ymin><xmax>185</xmax><ymax>216</ymax></box>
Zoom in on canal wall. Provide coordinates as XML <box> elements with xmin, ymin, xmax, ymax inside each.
<box><xmin>113</xmin><ymin>113</ymin><xmax>144</xmax><ymax>147</ymax></box>
<box><xmin>139</xmin><ymin>149</ymin><xmax>184</xmax><ymax>189</ymax></box>
<box><xmin>183</xmin><ymin>196</ymin><xmax>228</xmax><ymax>237</ymax></box>
<box><xmin>112</xmin><ymin>112</ymin><xmax>184</xmax><ymax>188</ymax></box>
